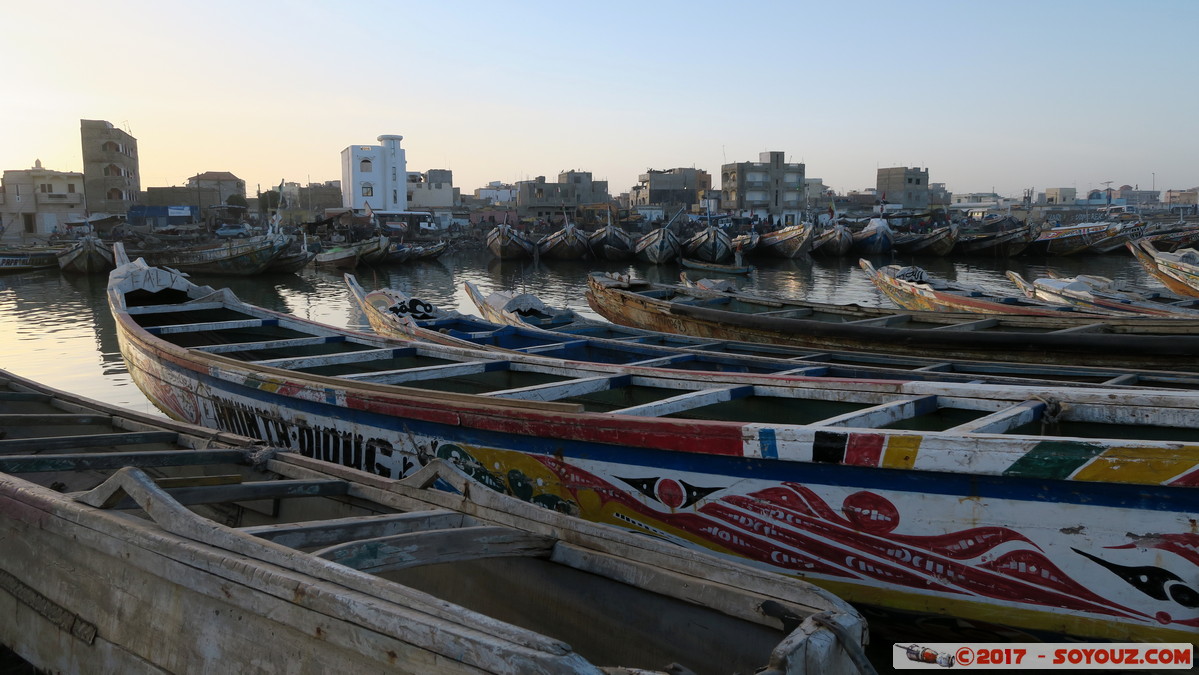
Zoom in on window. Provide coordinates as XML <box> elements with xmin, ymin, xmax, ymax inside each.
<box><xmin>361</xmin><ymin>184</ymin><xmax>373</xmax><ymax>197</ymax></box>
<box><xmin>392</xmin><ymin>190</ymin><xmax>398</xmax><ymax>203</ymax></box>
<box><xmin>67</xmin><ymin>184</ymin><xmax>75</xmax><ymax>193</ymax></box>
<box><xmin>102</xmin><ymin>141</ymin><xmax>120</xmax><ymax>152</ymax></box>
<box><xmin>107</xmin><ymin>188</ymin><xmax>123</xmax><ymax>200</ymax></box>
<box><xmin>40</xmin><ymin>184</ymin><xmax>51</xmax><ymax>193</ymax></box>
<box><xmin>360</xmin><ymin>159</ymin><xmax>373</xmax><ymax>173</ymax></box>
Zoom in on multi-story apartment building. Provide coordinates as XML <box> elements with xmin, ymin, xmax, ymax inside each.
<box><xmin>80</xmin><ymin>119</ymin><xmax>139</xmax><ymax>216</ymax></box>
<box><xmin>1044</xmin><ymin>187</ymin><xmax>1077</xmax><ymax>205</ymax></box>
<box><xmin>409</xmin><ymin>169</ymin><xmax>459</xmax><ymax>209</ymax></box>
<box><xmin>876</xmin><ymin>167</ymin><xmax>929</xmax><ymax>210</ymax></box>
<box><xmin>515</xmin><ymin>171</ymin><xmax>610</xmax><ymax>220</ymax></box>
<box><xmin>474</xmin><ymin>181</ymin><xmax>518</xmax><ymax>205</ymax></box>
<box><xmin>341</xmin><ymin>135</ymin><xmax>408</xmax><ymax>213</ymax></box>
<box><xmin>720</xmin><ymin>151</ymin><xmax>805</xmax><ymax>218</ymax></box>
<box><xmin>0</xmin><ymin>161</ymin><xmax>86</xmax><ymax>240</ymax></box>
<box><xmin>628</xmin><ymin>168</ymin><xmax>711</xmax><ymax>208</ymax></box>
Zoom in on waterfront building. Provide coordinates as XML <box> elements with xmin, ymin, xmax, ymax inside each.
<box><xmin>720</xmin><ymin>151</ymin><xmax>805</xmax><ymax>221</ymax></box>
<box><xmin>341</xmin><ymin>135</ymin><xmax>408</xmax><ymax>214</ymax></box>
<box><xmin>408</xmin><ymin>169</ymin><xmax>459</xmax><ymax>209</ymax></box>
<box><xmin>628</xmin><ymin>168</ymin><xmax>711</xmax><ymax>209</ymax></box>
<box><xmin>473</xmin><ymin>181</ymin><xmax>518</xmax><ymax>206</ymax></box>
<box><xmin>1044</xmin><ymin>187</ymin><xmax>1077</xmax><ymax>205</ymax></box>
<box><xmin>0</xmin><ymin>161</ymin><xmax>86</xmax><ymax>241</ymax></box>
<box><xmin>80</xmin><ymin>119</ymin><xmax>139</xmax><ymax>216</ymax></box>
<box><xmin>876</xmin><ymin>166</ymin><xmax>930</xmax><ymax>210</ymax></box>
<box><xmin>187</xmin><ymin>171</ymin><xmax>246</xmax><ymax>207</ymax></box>
<box><xmin>515</xmin><ymin>171</ymin><xmax>610</xmax><ymax>221</ymax></box>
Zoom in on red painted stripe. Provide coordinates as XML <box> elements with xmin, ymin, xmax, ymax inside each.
<box><xmin>1168</xmin><ymin>467</ymin><xmax>1199</xmax><ymax>486</ymax></box>
<box><xmin>843</xmin><ymin>433</ymin><xmax>885</xmax><ymax>466</ymax></box>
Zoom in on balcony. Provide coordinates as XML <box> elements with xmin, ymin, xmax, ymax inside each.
<box><xmin>36</xmin><ymin>192</ymin><xmax>84</xmax><ymax>206</ymax></box>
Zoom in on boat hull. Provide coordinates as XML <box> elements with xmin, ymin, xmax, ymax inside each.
<box><xmin>757</xmin><ymin>225</ymin><xmax>813</xmax><ymax>259</ymax></box>
<box><xmin>634</xmin><ymin>228</ymin><xmax>681</xmax><ymax>264</ymax></box>
<box><xmin>681</xmin><ymin>226</ymin><xmax>732</xmax><ymax>263</ymax></box>
<box><xmin>56</xmin><ymin>237</ymin><xmax>115</xmax><ymax>275</ymax></box>
<box><xmin>486</xmin><ymin>226</ymin><xmax>535</xmax><ymax>260</ymax></box>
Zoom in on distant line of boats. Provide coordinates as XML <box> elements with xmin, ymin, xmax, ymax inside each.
<box><xmin>486</xmin><ymin>215</ymin><xmax>1199</xmax><ymax>266</ymax></box>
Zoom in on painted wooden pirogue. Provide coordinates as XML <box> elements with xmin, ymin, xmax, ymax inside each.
<box><xmin>860</xmin><ymin>260</ymin><xmax>1119</xmax><ymax>317</ymax></box>
<box><xmin>109</xmin><ymin>249</ymin><xmax>1199</xmax><ymax>644</ymax></box>
<box><xmin>56</xmin><ymin>235</ymin><xmax>115</xmax><ymax>275</ymax></box>
<box><xmin>488</xmin><ymin>223</ymin><xmax>537</xmax><ymax>260</ymax></box>
<box><xmin>1128</xmin><ymin>238</ymin><xmax>1199</xmax><ymax>298</ymax></box>
<box><xmin>585</xmin><ymin>273</ymin><xmax>1199</xmax><ymax>370</ymax></box>
<box><xmin>133</xmin><ymin>234</ymin><xmax>293</xmax><ymax>276</ymax></box>
<box><xmin>0</xmin><ymin>367</ymin><xmax>867</xmax><ymax>674</ymax></box>
<box><xmin>350</xmin><ymin>275</ymin><xmax>1199</xmax><ymax>391</ymax></box>
<box><xmin>0</xmin><ymin>246</ymin><xmax>62</xmax><ymax>273</ymax></box>
<box><xmin>1006</xmin><ymin>271</ymin><xmax>1199</xmax><ymax>318</ymax></box>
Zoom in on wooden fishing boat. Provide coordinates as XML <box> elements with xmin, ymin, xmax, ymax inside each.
<box><xmin>0</xmin><ymin>246</ymin><xmax>62</xmax><ymax>273</ymax></box>
<box><xmin>0</xmin><ymin>368</ymin><xmax>865</xmax><ymax>674</ymax></box>
<box><xmin>848</xmin><ymin>219</ymin><xmax>892</xmax><ymax>255</ymax></box>
<box><xmin>349</xmin><ymin>235</ymin><xmax>392</xmax><ymax>266</ymax></box>
<box><xmin>108</xmin><ymin>249</ymin><xmax>1199</xmax><ymax>643</ymax></box>
<box><xmin>370</xmin><ymin>277</ymin><xmax>1199</xmax><ymax>392</ymax></box>
<box><xmin>537</xmin><ymin>222</ymin><xmax>591</xmax><ymax>260</ymax></box>
<box><xmin>134</xmin><ymin>235</ymin><xmax>290</xmax><ymax>276</ymax></box>
<box><xmin>312</xmin><ymin>245</ymin><xmax>360</xmax><ymax>270</ymax></box>
<box><xmin>953</xmin><ymin>222</ymin><xmax>1039</xmax><ymax>257</ymax></box>
<box><xmin>1026</xmin><ymin>223</ymin><xmax>1116</xmax><ymax>257</ymax></box>
<box><xmin>585</xmin><ymin>272</ymin><xmax>1199</xmax><ymax>369</ymax></box>
<box><xmin>860</xmin><ymin>260</ymin><xmax>1113</xmax><ymax>317</ymax></box>
<box><xmin>1006</xmin><ymin>271</ymin><xmax>1199</xmax><ymax>317</ymax></box>
<box><xmin>756</xmin><ymin>224</ymin><xmax>813</xmax><ymax>259</ymax></box>
<box><xmin>891</xmin><ymin>225</ymin><xmax>957</xmax><ymax>257</ymax></box>
<box><xmin>810</xmin><ymin>224</ymin><xmax>853</xmax><ymax>257</ymax></box>
<box><xmin>633</xmin><ymin>227</ymin><xmax>681</xmax><ymax>264</ymax></box>
<box><xmin>56</xmin><ymin>235</ymin><xmax>115</xmax><ymax>275</ymax></box>
<box><xmin>1085</xmin><ymin>221</ymin><xmax>1155</xmax><ymax>254</ymax></box>
<box><xmin>680</xmin><ymin>257</ymin><xmax>753</xmax><ymax>275</ymax></box>
<box><xmin>1128</xmin><ymin>238</ymin><xmax>1199</xmax><ymax>297</ymax></box>
<box><xmin>681</xmin><ymin>225</ymin><xmax>732</xmax><ymax>263</ymax></box>
<box><xmin>586</xmin><ymin>224</ymin><xmax>634</xmax><ymax>261</ymax></box>
<box><xmin>486</xmin><ymin>224</ymin><xmax>535</xmax><ymax>260</ymax></box>
<box><xmin>729</xmin><ymin>230</ymin><xmax>760</xmax><ymax>256</ymax></box>
<box><xmin>412</xmin><ymin>240</ymin><xmax>449</xmax><ymax>260</ymax></box>
<box><xmin>1142</xmin><ymin>224</ymin><xmax>1199</xmax><ymax>253</ymax></box>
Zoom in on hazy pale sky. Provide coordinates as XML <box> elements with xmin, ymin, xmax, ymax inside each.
<box><xmin>4</xmin><ymin>0</ymin><xmax>1196</xmax><ymax>199</ymax></box>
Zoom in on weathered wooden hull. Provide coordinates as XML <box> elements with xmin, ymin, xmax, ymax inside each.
<box><xmin>757</xmin><ymin>225</ymin><xmax>812</xmax><ymax>259</ymax></box>
<box><xmin>850</xmin><ymin>222</ymin><xmax>892</xmax><ymax>255</ymax></box>
<box><xmin>953</xmin><ymin>224</ymin><xmax>1039</xmax><ymax>257</ymax></box>
<box><xmin>586</xmin><ymin>273</ymin><xmax>1199</xmax><ymax>368</ymax></box>
<box><xmin>1007</xmin><ymin>271</ymin><xmax>1199</xmax><ymax>317</ymax></box>
<box><xmin>587</xmin><ymin>225</ymin><xmax>633</xmax><ymax>261</ymax></box>
<box><xmin>137</xmin><ymin>236</ymin><xmax>290</xmax><ymax>276</ymax></box>
<box><xmin>1128</xmin><ymin>239</ymin><xmax>1199</xmax><ymax>297</ymax></box>
<box><xmin>680</xmin><ymin>258</ymin><xmax>753</xmax><ymax>275</ymax></box>
<box><xmin>56</xmin><ymin>237</ymin><xmax>115</xmax><ymax>275</ymax></box>
<box><xmin>0</xmin><ymin>248</ymin><xmax>61</xmax><ymax>273</ymax></box>
<box><xmin>810</xmin><ymin>225</ymin><xmax>853</xmax><ymax>257</ymax></box>
<box><xmin>634</xmin><ymin>227</ymin><xmax>680</xmax><ymax>264</ymax></box>
<box><xmin>893</xmin><ymin>226</ymin><xmax>957</xmax><ymax>256</ymax></box>
<box><xmin>537</xmin><ymin>225</ymin><xmax>591</xmax><ymax>260</ymax></box>
<box><xmin>861</xmin><ymin>260</ymin><xmax>1107</xmax><ymax>317</ymax></box>
<box><xmin>682</xmin><ymin>226</ymin><xmax>732</xmax><ymax>263</ymax></box>
<box><xmin>312</xmin><ymin>247</ymin><xmax>360</xmax><ymax>270</ymax></box>
<box><xmin>1027</xmin><ymin>224</ymin><xmax>1115</xmax><ymax>257</ymax></box>
<box><xmin>486</xmin><ymin>226</ymin><xmax>535</xmax><ymax>260</ymax></box>
<box><xmin>109</xmin><ymin>257</ymin><xmax>1199</xmax><ymax>643</ymax></box>
<box><xmin>0</xmin><ymin>368</ymin><xmax>864</xmax><ymax>674</ymax></box>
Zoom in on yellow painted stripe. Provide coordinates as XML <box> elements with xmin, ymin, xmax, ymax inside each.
<box><xmin>881</xmin><ymin>435</ymin><xmax>921</xmax><ymax>469</ymax></box>
<box><xmin>1071</xmin><ymin>444</ymin><xmax>1199</xmax><ymax>484</ymax></box>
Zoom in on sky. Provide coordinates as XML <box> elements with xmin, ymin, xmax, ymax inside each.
<box><xmin>4</xmin><ymin>0</ymin><xmax>1197</xmax><ymax>200</ymax></box>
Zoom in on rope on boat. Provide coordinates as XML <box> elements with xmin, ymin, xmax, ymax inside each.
<box><xmin>758</xmin><ymin>602</ymin><xmax>878</xmax><ymax>675</ymax></box>
<box><xmin>1032</xmin><ymin>395</ymin><xmax>1066</xmax><ymax>435</ymax></box>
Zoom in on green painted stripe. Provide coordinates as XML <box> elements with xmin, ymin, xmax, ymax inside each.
<box><xmin>1003</xmin><ymin>440</ymin><xmax>1110</xmax><ymax>480</ymax></box>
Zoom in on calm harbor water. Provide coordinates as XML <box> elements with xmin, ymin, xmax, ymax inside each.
<box><xmin>0</xmin><ymin>248</ymin><xmax>1164</xmax><ymax>415</ymax></box>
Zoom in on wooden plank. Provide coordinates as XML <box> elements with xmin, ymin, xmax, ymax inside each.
<box><xmin>195</xmin><ymin>336</ymin><xmax>343</xmax><ymax>354</ymax></box>
<box><xmin>751</xmin><ymin>307</ymin><xmax>815</xmax><ymax>318</ymax></box>
<box><xmin>146</xmin><ymin>318</ymin><xmax>274</xmax><ymax>335</ymax></box>
<box><xmin>612</xmin><ymin>385</ymin><xmax>753</xmax><ymax>417</ymax></box>
<box><xmin>251</xmin><ymin>347</ymin><xmax>408</xmax><ymax>370</ymax></box>
<box><xmin>812</xmin><ymin>395</ymin><xmax>939</xmax><ymax>428</ymax></box>
<box><xmin>0</xmin><ymin>413</ymin><xmax>112</xmax><ymax>426</ymax></box>
<box><xmin>154</xmin><ymin>474</ymin><xmax>243</xmax><ymax>489</ymax></box>
<box><xmin>1049</xmin><ymin>323</ymin><xmax>1110</xmax><ymax>334</ymax></box>
<box><xmin>0</xmin><ymin>392</ymin><xmax>52</xmax><ymax>403</ymax></box>
<box><xmin>0</xmin><ymin>431</ymin><xmax>180</xmax><ymax>454</ymax></box>
<box><xmin>486</xmin><ymin>374</ymin><xmax>626</xmax><ymax>402</ymax></box>
<box><xmin>240</xmin><ymin>510</ymin><xmax>467</xmax><ymax>549</ymax></box>
<box><xmin>314</xmin><ymin>526</ymin><xmax>556</xmax><ymax>573</ymax></box>
<box><xmin>124</xmin><ymin>301</ymin><xmax>226</xmax><ymax>315</ymax></box>
<box><xmin>339</xmin><ymin>360</ymin><xmax>509</xmax><ymax>384</ymax></box>
<box><xmin>93</xmin><ymin>479</ymin><xmax>349</xmax><ymax>510</ymax></box>
<box><xmin>624</xmin><ymin>354</ymin><xmax>696</xmax><ymax>367</ymax></box>
<box><xmin>947</xmin><ymin>400</ymin><xmax>1044</xmax><ymax>434</ymax></box>
<box><xmin>930</xmin><ymin>318</ymin><xmax>999</xmax><ymax>331</ymax></box>
<box><xmin>0</xmin><ymin>449</ymin><xmax>249</xmax><ymax>474</ymax></box>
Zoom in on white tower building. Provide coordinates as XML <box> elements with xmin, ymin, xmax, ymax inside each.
<box><xmin>341</xmin><ymin>134</ymin><xmax>408</xmax><ymax>213</ymax></box>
